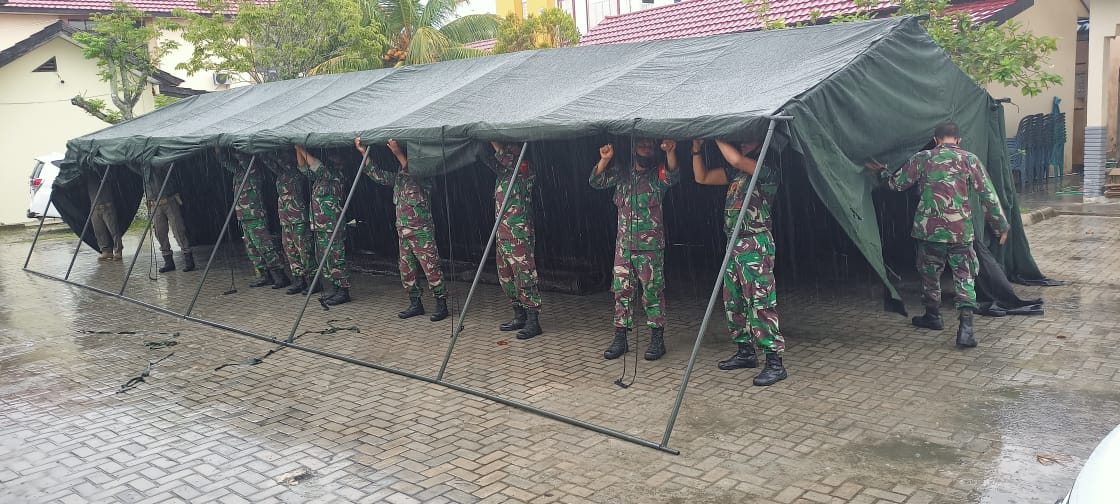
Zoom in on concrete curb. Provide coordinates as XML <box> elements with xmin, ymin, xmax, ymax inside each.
<box><xmin>1020</xmin><ymin>207</ymin><xmax>1059</xmax><ymax>226</ymax></box>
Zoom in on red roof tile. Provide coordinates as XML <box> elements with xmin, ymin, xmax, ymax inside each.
<box><xmin>463</xmin><ymin>38</ymin><xmax>497</xmax><ymax>52</ymax></box>
<box><xmin>0</xmin><ymin>0</ymin><xmax>262</xmax><ymax>15</ymax></box>
<box><xmin>580</xmin><ymin>0</ymin><xmax>1020</xmax><ymax>46</ymax></box>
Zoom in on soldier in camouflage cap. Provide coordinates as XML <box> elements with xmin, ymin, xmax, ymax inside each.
<box><xmin>216</xmin><ymin>148</ymin><xmax>291</xmax><ymax>290</ymax></box>
<box><xmin>263</xmin><ymin>149</ymin><xmax>319</xmax><ymax>296</ymax></box>
<box><xmin>692</xmin><ymin>138</ymin><xmax>787</xmax><ymax>386</ymax></box>
<box><xmin>354</xmin><ymin>138</ymin><xmax>450</xmax><ymax>322</ymax></box>
<box><xmin>591</xmin><ymin>138</ymin><xmax>679</xmax><ymax>362</ymax></box>
<box><xmin>296</xmin><ymin>145</ymin><xmax>352</xmax><ymax>306</ymax></box>
<box><xmin>482</xmin><ymin>142</ymin><xmax>543</xmax><ymax>340</ymax></box>
<box><xmin>868</xmin><ymin>122</ymin><xmax>1010</xmax><ymax>348</ymax></box>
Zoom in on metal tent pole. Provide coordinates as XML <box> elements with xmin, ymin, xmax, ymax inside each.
<box><xmin>120</xmin><ymin>162</ymin><xmax>176</xmax><ymax>296</ymax></box>
<box><xmin>659</xmin><ymin>117</ymin><xmax>790</xmax><ymax>449</ymax></box>
<box><xmin>436</xmin><ymin>142</ymin><xmax>529</xmax><ymax>381</ymax></box>
<box><xmin>24</xmin><ymin>197</ymin><xmax>56</xmax><ymax>270</ymax></box>
<box><xmin>63</xmin><ymin>166</ymin><xmax>112</xmax><ymax>280</ymax></box>
<box><xmin>286</xmin><ymin>150</ymin><xmax>370</xmax><ymax>343</ymax></box>
<box><xmin>184</xmin><ymin>155</ymin><xmax>257</xmax><ymax>317</ymax></box>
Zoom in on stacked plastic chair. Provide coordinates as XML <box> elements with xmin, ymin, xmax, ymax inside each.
<box><xmin>1050</xmin><ymin>97</ymin><xmax>1067</xmax><ymax>188</ymax></box>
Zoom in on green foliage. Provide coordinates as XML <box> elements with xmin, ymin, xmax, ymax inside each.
<box><xmin>175</xmin><ymin>0</ymin><xmax>387</xmax><ymax>82</ymax></box>
<box><xmin>743</xmin><ymin>0</ymin><xmax>1062</xmax><ymax>97</ymax></box>
<box><xmin>154</xmin><ymin>94</ymin><xmax>182</xmax><ymax>109</ymax></box>
<box><xmin>493</xmin><ymin>8</ymin><xmax>581</xmax><ymax>54</ymax></box>
<box><xmin>72</xmin><ymin>95</ymin><xmax>123</xmax><ymax>123</ymax></box>
<box><xmin>72</xmin><ymin>1</ymin><xmax>178</xmax><ymax>120</ymax></box>
<box><xmin>363</xmin><ymin>0</ymin><xmax>499</xmax><ymax>66</ymax></box>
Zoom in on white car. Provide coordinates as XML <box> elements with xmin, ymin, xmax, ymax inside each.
<box><xmin>1056</xmin><ymin>424</ymin><xmax>1120</xmax><ymax>503</ymax></box>
<box><xmin>28</xmin><ymin>153</ymin><xmax>63</xmax><ymax>219</ymax></box>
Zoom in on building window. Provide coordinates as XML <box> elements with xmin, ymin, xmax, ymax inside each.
<box><xmin>32</xmin><ymin>57</ymin><xmax>57</xmax><ymax>72</ymax></box>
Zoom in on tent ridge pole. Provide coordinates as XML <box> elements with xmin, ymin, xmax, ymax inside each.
<box><xmin>436</xmin><ymin>142</ymin><xmax>529</xmax><ymax>382</ymax></box>
<box><xmin>286</xmin><ymin>150</ymin><xmax>369</xmax><ymax>343</ymax></box>
<box><xmin>64</xmin><ymin>165</ymin><xmax>112</xmax><ymax>280</ymax></box>
<box><xmin>184</xmin><ymin>155</ymin><xmax>257</xmax><ymax>317</ymax></box>
<box><xmin>658</xmin><ymin>117</ymin><xmax>783</xmax><ymax>450</ymax></box>
<box><xmin>24</xmin><ymin>194</ymin><xmax>56</xmax><ymax>270</ymax></box>
<box><xmin>120</xmin><ymin>162</ymin><xmax>176</xmax><ymax>296</ymax></box>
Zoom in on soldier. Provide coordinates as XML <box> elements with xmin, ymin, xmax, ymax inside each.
<box><xmin>295</xmin><ymin>145</ymin><xmax>352</xmax><ymax>306</ymax></box>
<box><xmin>867</xmin><ymin>122</ymin><xmax>1010</xmax><ymax>348</ymax></box>
<box><xmin>264</xmin><ymin>150</ymin><xmax>319</xmax><ymax>295</ymax></box>
<box><xmin>591</xmin><ymin>138</ymin><xmax>679</xmax><ymax>361</ymax></box>
<box><xmin>216</xmin><ymin>148</ymin><xmax>290</xmax><ymax>290</ymax></box>
<box><xmin>140</xmin><ymin>161</ymin><xmax>194</xmax><ymax>273</ymax></box>
<box><xmin>692</xmin><ymin>138</ymin><xmax>787</xmax><ymax>386</ymax></box>
<box><xmin>354</xmin><ymin>138</ymin><xmax>449</xmax><ymax>322</ymax></box>
<box><xmin>86</xmin><ymin>166</ymin><xmax>123</xmax><ymax>261</ymax></box>
<box><xmin>482</xmin><ymin>142</ymin><xmax>543</xmax><ymax>339</ymax></box>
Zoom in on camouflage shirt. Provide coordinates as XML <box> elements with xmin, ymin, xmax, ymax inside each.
<box><xmin>307</xmin><ymin>158</ymin><xmax>346</xmax><ymax>200</ymax></box>
<box><xmin>590</xmin><ymin>163</ymin><xmax>679</xmax><ymax>251</ymax></box>
<box><xmin>363</xmin><ymin>159</ymin><xmax>435</xmax><ymax>235</ymax></box>
<box><xmin>882</xmin><ymin>144</ymin><xmax>1010</xmax><ymax>244</ymax></box>
<box><xmin>220</xmin><ymin>155</ymin><xmax>268</xmax><ymax>221</ymax></box>
<box><xmin>264</xmin><ymin>154</ymin><xmax>308</xmax><ymax>211</ymax></box>
<box><xmin>724</xmin><ymin>161</ymin><xmax>780</xmax><ymax>236</ymax></box>
<box><xmin>483</xmin><ymin>146</ymin><xmax>535</xmax><ymax>233</ymax></box>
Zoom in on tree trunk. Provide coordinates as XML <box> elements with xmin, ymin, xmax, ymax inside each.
<box><xmin>71</xmin><ymin>95</ymin><xmax>121</xmax><ymax>124</ymax></box>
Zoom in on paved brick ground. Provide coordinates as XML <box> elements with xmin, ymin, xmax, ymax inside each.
<box><xmin>3</xmin><ymin>214</ymin><xmax>1119</xmax><ymax>503</ymax></box>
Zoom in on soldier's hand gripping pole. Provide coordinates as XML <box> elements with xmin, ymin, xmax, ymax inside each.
<box><xmin>185</xmin><ymin>155</ymin><xmax>257</xmax><ymax>317</ymax></box>
<box><xmin>437</xmin><ymin>142</ymin><xmax>529</xmax><ymax>382</ymax></box>
<box><xmin>659</xmin><ymin>116</ymin><xmax>790</xmax><ymax>450</ymax></box>
<box><xmin>120</xmin><ymin>162</ymin><xmax>176</xmax><ymax>296</ymax></box>
<box><xmin>286</xmin><ymin>149</ymin><xmax>369</xmax><ymax>343</ymax></box>
<box><xmin>64</xmin><ymin>165</ymin><xmax>112</xmax><ymax>280</ymax></box>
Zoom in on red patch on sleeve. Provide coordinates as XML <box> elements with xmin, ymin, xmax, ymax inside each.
<box><xmin>519</xmin><ymin>161</ymin><xmax>528</xmax><ymax>174</ymax></box>
<box><xmin>658</xmin><ymin>165</ymin><xmax>667</xmax><ymax>182</ymax></box>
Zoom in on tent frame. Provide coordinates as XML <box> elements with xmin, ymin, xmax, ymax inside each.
<box><xmin>64</xmin><ymin>165</ymin><xmax>111</xmax><ymax>280</ymax></box>
<box><xmin>120</xmin><ymin>162</ymin><xmax>176</xmax><ymax>296</ymax></box>
<box><xmin>24</xmin><ymin>117</ymin><xmax>789</xmax><ymax>455</ymax></box>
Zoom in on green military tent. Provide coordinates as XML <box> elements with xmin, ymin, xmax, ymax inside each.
<box><xmin>49</xmin><ymin>16</ymin><xmax>1051</xmax><ymax>303</ymax></box>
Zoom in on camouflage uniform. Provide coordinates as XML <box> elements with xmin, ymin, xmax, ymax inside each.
<box><xmin>590</xmin><ymin>163</ymin><xmax>679</xmax><ymax>329</ymax></box>
<box><xmin>363</xmin><ymin>160</ymin><xmax>445</xmax><ymax>298</ymax></box>
<box><xmin>86</xmin><ymin>168</ymin><xmax>123</xmax><ymax>256</ymax></box>
<box><xmin>142</xmin><ymin>163</ymin><xmax>191</xmax><ymax>255</ymax></box>
<box><xmin>221</xmin><ymin>156</ymin><xmax>283</xmax><ymax>272</ymax></box>
<box><xmin>722</xmin><ymin>164</ymin><xmax>784</xmax><ymax>354</ymax></box>
<box><xmin>882</xmin><ymin>144</ymin><xmax>1010</xmax><ymax>309</ymax></box>
<box><xmin>306</xmin><ymin>158</ymin><xmax>350</xmax><ymax>289</ymax></box>
<box><xmin>266</xmin><ymin>155</ymin><xmax>314</xmax><ymax>278</ymax></box>
<box><xmin>483</xmin><ymin>145</ymin><xmax>541</xmax><ymax>310</ymax></box>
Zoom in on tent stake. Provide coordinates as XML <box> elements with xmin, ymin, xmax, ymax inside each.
<box><xmin>120</xmin><ymin>162</ymin><xmax>176</xmax><ymax>296</ymax></box>
<box><xmin>63</xmin><ymin>165</ymin><xmax>112</xmax><ymax>280</ymax></box>
<box><xmin>659</xmin><ymin>118</ymin><xmax>783</xmax><ymax>450</ymax></box>
<box><xmin>24</xmin><ymin>197</ymin><xmax>56</xmax><ymax>270</ymax></box>
<box><xmin>184</xmin><ymin>155</ymin><xmax>257</xmax><ymax>317</ymax></box>
<box><xmin>437</xmin><ymin>142</ymin><xmax>529</xmax><ymax>382</ymax></box>
<box><xmin>23</xmin><ymin>264</ymin><xmax>679</xmax><ymax>455</ymax></box>
<box><xmin>286</xmin><ymin>150</ymin><xmax>370</xmax><ymax>343</ymax></box>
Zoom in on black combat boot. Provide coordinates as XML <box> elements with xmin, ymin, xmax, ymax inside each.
<box><xmin>753</xmin><ymin>353</ymin><xmax>788</xmax><ymax>386</ymax></box>
<box><xmin>911</xmin><ymin>306</ymin><xmax>944</xmax><ymax>330</ymax></box>
<box><xmin>180</xmin><ymin>252</ymin><xmax>196</xmax><ymax>272</ymax></box>
<box><xmin>516</xmin><ymin>310</ymin><xmax>543</xmax><ymax>340</ymax></box>
<box><xmin>500</xmin><ymin>305</ymin><xmax>527</xmax><ymax>331</ymax></box>
<box><xmin>955</xmin><ymin>307</ymin><xmax>976</xmax><ymax>348</ymax></box>
<box><xmin>324</xmin><ymin>286</ymin><xmax>351</xmax><ymax>306</ymax></box>
<box><xmin>285</xmin><ymin>275</ymin><xmax>307</xmax><ymax>295</ymax></box>
<box><xmin>305</xmin><ymin>276</ymin><xmax>323</xmax><ymax>295</ymax></box>
<box><xmin>718</xmin><ymin>343</ymin><xmax>759</xmax><ymax>370</ymax></box>
<box><xmin>644</xmin><ymin>326</ymin><xmax>666</xmax><ymax>361</ymax></box>
<box><xmin>158</xmin><ymin>254</ymin><xmax>176</xmax><ymax>273</ymax></box>
<box><xmin>399</xmin><ymin>297</ymin><xmax>425</xmax><ymax>319</ymax></box>
<box><xmin>319</xmin><ymin>281</ymin><xmax>336</xmax><ymax>302</ymax></box>
<box><xmin>603</xmin><ymin>327</ymin><xmax>629</xmax><ymax>360</ymax></box>
<box><xmin>270</xmin><ymin>268</ymin><xmax>291</xmax><ymax>289</ymax></box>
<box><xmin>430</xmin><ymin>296</ymin><xmax>450</xmax><ymax>322</ymax></box>
<box><xmin>249</xmin><ymin>269</ymin><xmax>273</xmax><ymax>288</ymax></box>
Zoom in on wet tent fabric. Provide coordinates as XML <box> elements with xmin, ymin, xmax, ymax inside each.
<box><xmin>52</xmin><ymin>16</ymin><xmax>1047</xmax><ymax>299</ymax></box>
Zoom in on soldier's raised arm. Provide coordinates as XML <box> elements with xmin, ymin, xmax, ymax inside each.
<box><xmin>692</xmin><ymin>140</ymin><xmax>729</xmax><ymax>186</ymax></box>
<box><xmin>589</xmin><ymin>144</ymin><xmax>619</xmax><ymax>189</ymax></box>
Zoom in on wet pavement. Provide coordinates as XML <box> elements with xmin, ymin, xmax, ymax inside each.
<box><xmin>1</xmin><ymin>213</ymin><xmax>1118</xmax><ymax>503</ymax></box>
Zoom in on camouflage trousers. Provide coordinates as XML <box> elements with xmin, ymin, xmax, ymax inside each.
<box><xmin>496</xmin><ymin>225</ymin><xmax>541</xmax><ymax>309</ymax></box>
<box><xmin>90</xmin><ymin>203</ymin><xmax>123</xmax><ymax>254</ymax></box>
<box><xmin>917</xmin><ymin>240</ymin><xmax>978</xmax><ymax>310</ymax></box>
<box><xmin>279</xmin><ymin>214</ymin><xmax>314</xmax><ymax>278</ymax></box>
<box><xmin>399</xmin><ymin>227</ymin><xmax>445</xmax><ymax>298</ymax></box>
<box><xmin>723</xmin><ymin>231</ymin><xmax>784</xmax><ymax>354</ymax></box>
<box><xmin>311</xmin><ymin>196</ymin><xmax>349</xmax><ymax>288</ymax></box>
<box><xmin>149</xmin><ymin>195</ymin><xmax>190</xmax><ymax>255</ymax></box>
<box><xmin>240</xmin><ymin>217</ymin><xmax>283</xmax><ymax>272</ymax></box>
<box><xmin>612</xmin><ymin>247</ymin><xmax>665</xmax><ymax>329</ymax></box>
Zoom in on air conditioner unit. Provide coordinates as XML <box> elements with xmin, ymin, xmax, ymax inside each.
<box><xmin>213</xmin><ymin>71</ymin><xmax>231</xmax><ymax>86</ymax></box>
